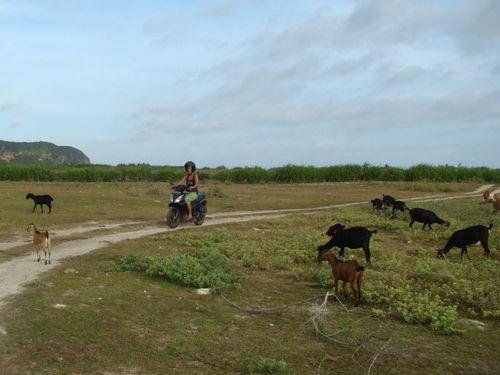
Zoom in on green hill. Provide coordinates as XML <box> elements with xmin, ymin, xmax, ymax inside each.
<box><xmin>0</xmin><ymin>140</ymin><xmax>90</xmax><ymax>164</ymax></box>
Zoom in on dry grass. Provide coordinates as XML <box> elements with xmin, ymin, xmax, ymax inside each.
<box><xmin>0</xmin><ymin>180</ymin><xmax>480</xmax><ymax>242</ymax></box>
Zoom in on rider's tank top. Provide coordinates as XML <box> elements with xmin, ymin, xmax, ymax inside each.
<box><xmin>186</xmin><ymin>173</ymin><xmax>198</xmax><ymax>192</ymax></box>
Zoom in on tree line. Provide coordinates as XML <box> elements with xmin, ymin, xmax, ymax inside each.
<box><xmin>0</xmin><ymin>163</ymin><xmax>498</xmax><ymax>183</ymax></box>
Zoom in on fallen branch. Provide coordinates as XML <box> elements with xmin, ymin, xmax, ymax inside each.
<box><xmin>331</xmin><ymin>292</ymin><xmax>360</xmax><ymax>313</ymax></box>
<box><xmin>317</xmin><ymin>354</ymin><xmax>337</xmax><ymax>375</ymax></box>
<box><xmin>366</xmin><ymin>338</ymin><xmax>392</xmax><ymax>375</ymax></box>
<box><xmin>351</xmin><ymin>331</ymin><xmax>389</xmax><ymax>365</ymax></box>
<box><xmin>310</xmin><ymin>291</ymin><xmax>359</xmax><ymax>347</ymax></box>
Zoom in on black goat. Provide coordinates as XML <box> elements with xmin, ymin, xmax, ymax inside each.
<box><xmin>319</xmin><ymin>224</ymin><xmax>377</xmax><ymax>264</ymax></box>
<box><xmin>26</xmin><ymin>193</ymin><xmax>54</xmax><ymax>213</ymax></box>
<box><xmin>409</xmin><ymin>208</ymin><xmax>449</xmax><ymax>230</ymax></box>
<box><xmin>392</xmin><ymin>200</ymin><xmax>408</xmax><ymax>215</ymax></box>
<box><xmin>437</xmin><ymin>224</ymin><xmax>492</xmax><ymax>260</ymax></box>
<box><xmin>382</xmin><ymin>194</ymin><xmax>396</xmax><ymax>208</ymax></box>
<box><xmin>370</xmin><ymin>198</ymin><xmax>383</xmax><ymax>211</ymax></box>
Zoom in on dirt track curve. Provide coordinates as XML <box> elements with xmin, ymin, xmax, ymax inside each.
<box><xmin>0</xmin><ymin>184</ymin><xmax>496</xmax><ymax>311</ymax></box>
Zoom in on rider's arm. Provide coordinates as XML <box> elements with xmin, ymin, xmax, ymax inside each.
<box><xmin>175</xmin><ymin>175</ymin><xmax>187</xmax><ymax>186</ymax></box>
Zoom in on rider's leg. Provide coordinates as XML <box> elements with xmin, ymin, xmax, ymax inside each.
<box><xmin>187</xmin><ymin>202</ymin><xmax>193</xmax><ymax>220</ymax></box>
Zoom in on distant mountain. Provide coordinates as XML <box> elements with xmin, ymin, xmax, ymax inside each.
<box><xmin>0</xmin><ymin>140</ymin><xmax>90</xmax><ymax>164</ymax></box>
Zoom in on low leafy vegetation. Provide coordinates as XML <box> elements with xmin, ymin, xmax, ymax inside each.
<box><xmin>240</xmin><ymin>354</ymin><xmax>289</xmax><ymax>374</ymax></box>
<box><xmin>114</xmin><ymin>248</ymin><xmax>241</xmax><ymax>294</ymax></box>
<box><xmin>151</xmin><ymin>198</ymin><xmax>498</xmax><ymax>333</ymax></box>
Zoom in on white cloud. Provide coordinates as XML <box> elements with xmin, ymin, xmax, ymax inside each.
<box><xmin>0</xmin><ymin>99</ymin><xmax>19</xmax><ymax>112</ymax></box>
<box><xmin>9</xmin><ymin>118</ymin><xmax>24</xmax><ymax>128</ymax></box>
<box><xmin>319</xmin><ymin>140</ymin><xmax>336</xmax><ymax>148</ymax></box>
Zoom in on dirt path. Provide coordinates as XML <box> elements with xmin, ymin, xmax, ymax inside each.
<box><xmin>0</xmin><ymin>184</ymin><xmax>494</xmax><ymax>310</ymax></box>
<box><xmin>0</xmin><ymin>221</ymin><xmax>143</xmax><ymax>251</ymax></box>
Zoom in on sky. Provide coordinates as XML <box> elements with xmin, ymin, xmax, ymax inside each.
<box><xmin>0</xmin><ymin>0</ymin><xmax>499</xmax><ymax>168</ymax></box>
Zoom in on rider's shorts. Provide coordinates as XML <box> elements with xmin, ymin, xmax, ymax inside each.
<box><xmin>185</xmin><ymin>192</ymin><xmax>198</xmax><ymax>204</ymax></box>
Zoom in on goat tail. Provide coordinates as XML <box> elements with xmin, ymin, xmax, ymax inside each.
<box><xmin>370</xmin><ymin>230</ymin><xmax>378</xmax><ymax>234</ymax></box>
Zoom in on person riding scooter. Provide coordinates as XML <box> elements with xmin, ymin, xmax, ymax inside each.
<box><xmin>172</xmin><ymin>161</ymin><xmax>200</xmax><ymax>221</ymax></box>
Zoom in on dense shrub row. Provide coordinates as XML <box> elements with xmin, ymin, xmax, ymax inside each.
<box><xmin>0</xmin><ymin>163</ymin><xmax>498</xmax><ymax>183</ymax></box>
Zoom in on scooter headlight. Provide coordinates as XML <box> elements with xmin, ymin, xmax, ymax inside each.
<box><xmin>174</xmin><ymin>196</ymin><xmax>183</xmax><ymax>203</ymax></box>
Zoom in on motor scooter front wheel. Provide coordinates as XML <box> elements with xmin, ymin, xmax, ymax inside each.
<box><xmin>166</xmin><ymin>207</ymin><xmax>181</xmax><ymax>228</ymax></box>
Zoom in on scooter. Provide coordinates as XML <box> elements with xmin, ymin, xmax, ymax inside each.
<box><xmin>166</xmin><ymin>184</ymin><xmax>208</xmax><ymax>228</ymax></box>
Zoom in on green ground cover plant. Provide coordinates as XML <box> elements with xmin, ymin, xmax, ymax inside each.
<box><xmin>114</xmin><ymin>248</ymin><xmax>241</xmax><ymax>293</ymax></box>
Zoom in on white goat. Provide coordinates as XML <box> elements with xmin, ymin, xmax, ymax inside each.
<box><xmin>27</xmin><ymin>223</ymin><xmax>51</xmax><ymax>264</ymax></box>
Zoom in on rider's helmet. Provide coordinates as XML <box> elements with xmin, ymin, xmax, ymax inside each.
<box><xmin>184</xmin><ymin>161</ymin><xmax>196</xmax><ymax>172</ymax></box>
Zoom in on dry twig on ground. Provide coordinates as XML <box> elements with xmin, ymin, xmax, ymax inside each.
<box><xmin>366</xmin><ymin>338</ymin><xmax>392</xmax><ymax>375</ymax></box>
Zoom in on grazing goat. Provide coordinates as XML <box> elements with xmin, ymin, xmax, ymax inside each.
<box><xmin>493</xmin><ymin>194</ymin><xmax>499</xmax><ymax>213</ymax></box>
<box><xmin>392</xmin><ymin>200</ymin><xmax>408</xmax><ymax>215</ymax></box>
<box><xmin>26</xmin><ymin>193</ymin><xmax>54</xmax><ymax>213</ymax></box>
<box><xmin>408</xmin><ymin>208</ymin><xmax>449</xmax><ymax>230</ymax></box>
<box><xmin>382</xmin><ymin>194</ymin><xmax>396</xmax><ymax>208</ymax></box>
<box><xmin>319</xmin><ymin>224</ymin><xmax>377</xmax><ymax>264</ymax></box>
<box><xmin>370</xmin><ymin>198</ymin><xmax>383</xmax><ymax>211</ymax></box>
<box><xmin>317</xmin><ymin>248</ymin><xmax>364</xmax><ymax>306</ymax></box>
<box><xmin>482</xmin><ymin>189</ymin><xmax>493</xmax><ymax>203</ymax></box>
<box><xmin>437</xmin><ymin>224</ymin><xmax>492</xmax><ymax>261</ymax></box>
<box><xmin>26</xmin><ymin>223</ymin><xmax>51</xmax><ymax>264</ymax></box>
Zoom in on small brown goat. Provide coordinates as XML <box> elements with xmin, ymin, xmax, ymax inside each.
<box><xmin>317</xmin><ymin>248</ymin><xmax>364</xmax><ymax>306</ymax></box>
<box><xmin>482</xmin><ymin>189</ymin><xmax>493</xmax><ymax>204</ymax></box>
<box><xmin>493</xmin><ymin>194</ymin><xmax>499</xmax><ymax>213</ymax></box>
<box><xmin>27</xmin><ymin>223</ymin><xmax>51</xmax><ymax>264</ymax></box>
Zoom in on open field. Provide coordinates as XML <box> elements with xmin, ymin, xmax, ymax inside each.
<box><xmin>0</xmin><ymin>181</ymin><xmax>498</xmax><ymax>374</ymax></box>
<box><xmin>0</xmin><ymin>180</ymin><xmax>482</xmax><ymax>242</ymax></box>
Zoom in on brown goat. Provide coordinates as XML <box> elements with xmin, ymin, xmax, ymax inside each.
<box><xmin>482</xmin><ymin>189</ymin><xmax>493</xmax><ymax>203</ymax></box>
<box><xmin>27</xmin><ymin>223</ymin><xmax>51</xmax><ymax>264</ymax></box>
<box><xmin>317</xmin><ymin>248</ymin><xmax>364</xmax><ymax>306</ymax></box>
<box><xmin>493</xmin><ymin>194</ymin><xmax>499</xmax><ymax>213</ymax></box>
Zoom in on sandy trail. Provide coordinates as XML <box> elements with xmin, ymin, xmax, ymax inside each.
<box><xmin>0</xmin><ymin>184</ymin><xmax>495</xmax><ymax>310</ymax></box>
<box><xmin>0</xmin><ymin>221</ymin><xmax>143</xmax><ymax>251</ymax></box>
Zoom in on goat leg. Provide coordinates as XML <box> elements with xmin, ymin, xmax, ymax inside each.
<box><xmin>338</xmin><ymin>248</ymin><xmax>345</xmax><ymax>258</ymax></box>
<box><xmin>342</xmin><ymin>281</ymin><xmax>348</xmax><ymax>296</ymax></box>
<box><xmin>480</xmin><ymin>241</ymin><xmax>491</xmax><ymax>257</ymax></box>
<box><xmin>459</xmin><ymin>246</ymin><xmax>470</xmax><ymax>261</ymax></box>
<box><xmin>334</xmin><ymin>279</ymin><xmax>339</xmax><ymax>297</ymax></box>
<box><xmin>349</xmin><ymin>281</ymin><xmax>358</xmax><ymax>306</ymax></box>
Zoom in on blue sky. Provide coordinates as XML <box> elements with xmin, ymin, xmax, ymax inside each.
<box><xmin>1</xmin><ymin>0</ymin><xmax>499</xmax><ymax>167</ymax></box>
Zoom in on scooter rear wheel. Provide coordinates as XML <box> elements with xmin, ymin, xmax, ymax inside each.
<box><xmin>193</xmin><ymin>213</ymin><xmax>205</xmax><ymax>226</ymax></box>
